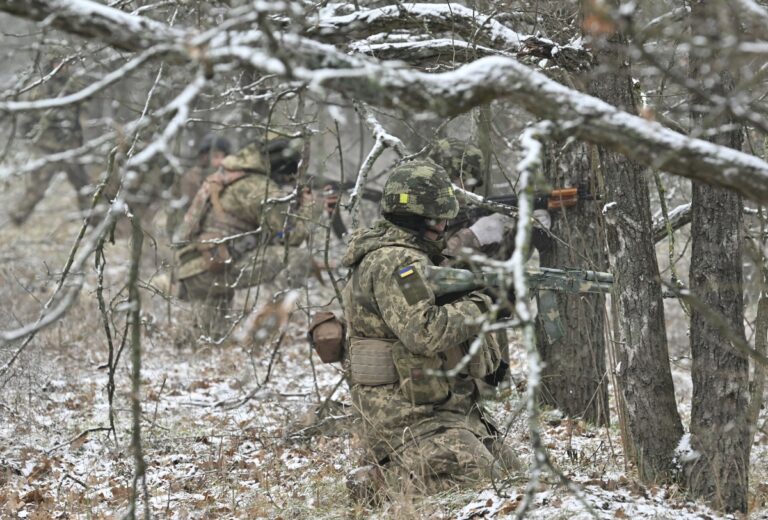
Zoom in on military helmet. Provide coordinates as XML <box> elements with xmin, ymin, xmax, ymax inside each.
<box><xmin>221</xmin><ymin>142</ymin><xmax>266</xmax><ymax>172</ymax></box>
<box><xmin>264</xmin><ymin>132</ymin><xmax>303</xmax><ymax>178</ymax></box>
<box><xmin>198</xmin><ymin>134</ymin><xmax>232</xmax><ymax>156</ymax></box>
<box><xmin>381</xmin><ymin>160</ymin><xmax>459</xmax><ymax>220</ymax></box>
<box><xmin>429</xmin><ymin>138</ymin><xmax>484</xmax><ymax>189</ymax></box>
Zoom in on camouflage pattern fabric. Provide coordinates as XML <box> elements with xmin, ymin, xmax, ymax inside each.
<box><xmin>175</xmin><ymin>145</ymin><xmax>310</xmax><ymax>340</ymax></box>
<box><xmin>176</xmin><ymin>171</ymin><xmax>308</xmax><ymax>280</ymax></box>
<box><xmin>386</xmin><ymin>427</ymin><xmax>521</xmax><ymax>493</ymax></box>
<box><xmin>341</xmin><ymin>220</ymin><xmax>517</xmax><ymax>487</ymax></box>
<box><xmin>380</xmin><ymin>160</ymin><xmax>459</xmax><ymax>219</ymax></box>
<box><xmin>181</xmin><ymin>244</ymin><xmax>311</xmax><ymax>340</ymax></box>
<box><xmin>19</xmin><ymin>72</ymin><xmax>83</xmax><ymax>152</ymax></box>
<box><xmin>221</xmin><ymin>143</ymin><xmax>266</xmax><ymax>172</ymax></box>
<box><xmin>429</xmin><ymin>138</ymin><xmax>484</xmax><ymax>190</ymax></box>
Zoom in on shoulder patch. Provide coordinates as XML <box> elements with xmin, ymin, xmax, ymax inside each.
<box><xmin>395</xmin><ymin>264</ymin><xmax>431</xmax><ymax>305</ymax></box>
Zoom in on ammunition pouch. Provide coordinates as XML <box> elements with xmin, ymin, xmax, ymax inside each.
<box><xmin>391</xmin><ymin>341</ymin><xmax>450</xmax><ymax>405</ymax></box>
<box><xmin>309</xmin><ymin>311</ymin><xmax>346</xmax><ymax>364</ymax></box>
<box><xmin>442</xmin><ymin>335</ymin><xmax>500</xmax><ymax>380</ymax></box>
<box><xmin>349</xmin><ymin>337</ymin><xmax>398</xmax><ymax>386</ymax></box>
<box><xmin>228</xmin><ymin>233</ymin><xmax>261</xmax><ymax>261</ymax></box>
<box><xmin>196</xmin><ymin>232</ymin><xmax>232</xmax><ymax>274</ymax></box>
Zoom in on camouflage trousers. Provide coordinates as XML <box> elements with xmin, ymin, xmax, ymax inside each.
<box><xmin>180</xmin><ymin>245</ymin><xmax>312</xmax><ymax>342</ymax></box>
<box><xmin>11</xmin><ymin>155</ymin><xmax>91</xmax><ymax>225</ymax></box>
<box><xmin>385</xmin><ymin>427</ymin><xmax>521</xmax><ymax>494</ymax></box>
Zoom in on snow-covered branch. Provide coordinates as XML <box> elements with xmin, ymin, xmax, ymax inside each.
<box><xmin>0</xmin><ymin>0</ymin><xmax>184</xmax><ymax>52</ymax></box>
<box><xmin>0</xmin><ymin>45</ymin><xmax>176</xmax><ymax>112</ymax></box>
<box><xmin>732</xmin><ymin>0</ymin><xmax>768</xmax><ymax>29</ymax></box>
<box><xmin>310</xmin><ymin>3</ymin><xmax>524</xmax><ymax>50</ymax></box>
<box><xmin>3</xmin><ymin>0</ymin><xmax>768</xmax><ymax>204</ymax></box>
<box><xmin>311</xmin><ymin>3</ymin><xmax>593</xmax><ymax>69</ymax></box>
<box><xmin>350</xmin><ymin>38</ymin><xmax>510</xmax><ymax>66</ymax></box>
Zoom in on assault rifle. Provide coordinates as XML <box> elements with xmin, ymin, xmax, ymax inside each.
<box><xmin>424</xmin><ymin>265</ymin><xmax>613</xmax><ymax>299</ymax></box>
<box><xmin>423</xmin><ymin>265</ymin><xmax>613</xmax><ymax>343</ymax></box>
<box><xmin>448</xmin><ymin>184</ymin><xmax>594</xmax><ymax>233</ymax></box>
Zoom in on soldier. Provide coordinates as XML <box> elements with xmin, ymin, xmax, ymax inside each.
<box><xmin>167</xmin><ymin>134</ymin><xmax>232</xmax><ymax>237</ymax></box>
<box><xmin>431</xmin><ymin>137</ymin><xmax>553</xmax><ymax>390</ymax></box>
<box><xmin>10</xmin><ymin>61</ymin><xmax>91</xmax><ymax>225</ymax></box>
<box><xmin>178</xmin><ymin>134</ymin><xmax>232</xmax><ymax>212</ymax></box>
<box><xmin>341</xmin><ymin>160</ymin><xmax>521</xmax><ymax>495</ymax></box>
<box><xmin>174</xmin><ymin>141</ymin><xmax>312</xmax><ymax>341</ymax></box>
<box><xmin>429</xmin><ymin>137</ymin><xmax>551</xmax><ymax>257</ymax></box>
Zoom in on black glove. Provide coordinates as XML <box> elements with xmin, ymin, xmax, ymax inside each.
<box><xmin>483</xmin><ymin>359</ymin><xmax>510</xmax><ymax>387</ymax></box>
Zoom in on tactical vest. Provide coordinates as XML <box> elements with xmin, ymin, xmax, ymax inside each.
<box><xmin>347</xmin><ymin>260</ymin><xmax>497</xmax><ymax>406</ymax></box>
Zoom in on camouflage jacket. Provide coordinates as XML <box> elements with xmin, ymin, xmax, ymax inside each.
<box><xmin>341</xmin><ymin>220</ymin><xmax>499</xmax><ymax>463</ymax></box>
<box><xmin>177</xmin><ymin>172</ymin><xmax>309</xmax><ymax>280</ymax></box>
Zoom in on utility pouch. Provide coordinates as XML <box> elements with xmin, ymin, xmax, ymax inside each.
<box><xmin>349</xmin><ymin>337</ymin><xmax>398</xmax><ymax>386</ymax></box>
<box><xmin>196</xmin><ymin>232</ymin><xmax>231</xmax><ymax>273</ymax></box>
<box><xmin>309</xmin><ymin>311</ymin><xmax>346</xmax><ymax>363</ymax></box>
<box><xmin>442</xmin><ymin>336</ymin><xmax>499</xmax><ymax>380</ymax></box>
<box><xmin>391</xmin><ymin>341</ymin><xmax>450</xmax><ymax>405</ymax></box>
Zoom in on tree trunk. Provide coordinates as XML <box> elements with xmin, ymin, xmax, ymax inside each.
<box><xmin>685</xmin><ymin>3</ymin><xmax>750</xmax><ymax>512</ymax></box>
<box><xmin>536</xmin><ymin>139</ymin><xmax>609</xmax><ymax>425</ymax></box>
<box><xmin>595</xmin><ymin>21</ymin><xmax>683</xmax><ymax>482</ymax></box>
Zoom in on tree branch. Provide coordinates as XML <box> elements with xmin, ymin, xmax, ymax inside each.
<box><xmin>3</xmin><ymin>0</ymin><xmax>768</xmax><ymax>204</ymax></box>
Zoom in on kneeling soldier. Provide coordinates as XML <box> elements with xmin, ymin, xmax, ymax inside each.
<box><xmin>341</xmin><ymin>160</ymin><xmax>521</xmax><ymax>496</ymax></box>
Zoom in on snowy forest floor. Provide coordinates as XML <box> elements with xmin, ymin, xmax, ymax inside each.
<box><xmin>0</xmin><ymin>177</ymin><xmax>767</xmax><ymax>519</ymax></box>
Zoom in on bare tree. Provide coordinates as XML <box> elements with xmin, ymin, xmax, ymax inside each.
<box><xmin>684</xmin><ymin>1</ymin><xmax>750</xmax><ymax>512</ymax></box>
<box><xmin>1</xmin><ymin>1</ymin><xmax>767</xmax><ymax>515</ymax></box>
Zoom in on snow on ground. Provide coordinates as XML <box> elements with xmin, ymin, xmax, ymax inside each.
<box><xmin>0</xmin><ymin>179</ymin><xmax>766</xmax><ymax>519</ymax></box>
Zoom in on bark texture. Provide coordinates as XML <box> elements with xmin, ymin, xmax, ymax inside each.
<box><xmin>596</xmin><ymin>26</ymin><xmax>683</xmax><ymax>482</ymax></box>
<box><xmin>686</xmin><ymin>2</ymin><xmax>750</xmax><ymax>512</ymax></box>
<box><xmin>536</xmin><ymin>139</ymin><xmax>609</xmax><ymax>426</ymax></box>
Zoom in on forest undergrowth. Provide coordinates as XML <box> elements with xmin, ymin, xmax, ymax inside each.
<box><xmin>0</xmin><ymin>179</ymin><xmax>766</xmax><ymax>519</ymax></box>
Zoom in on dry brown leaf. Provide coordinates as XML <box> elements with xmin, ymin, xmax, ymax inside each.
<box><xmin>22</xmin><ymin>488</ymin><xmax>45</xmax><ymax>504</ymax></box>
<box><xmin>499</xmin><ymin>500</ymin><xmax>519</xmax><ymax>514</ymax></box>
<box><xmin>27</xmin><ymin>459</ymin><xmax>52</xmax><ymax>482</ymax></box>
<box><xmin>111</xmin><ymin>485</ymin><xmax>131</xmax><ymax>501</ymax></box>
<box><xmin>582</xmin><ymin>14</ymin><xmax>615</xmax><ymax>36</ymax></box>
<box><xmin>188</xmin><ymin>380</ymin><xmax>211</xmax><ymax>391</ymax></box>
<box><xmin>71</xmin><ymin>433</ymin><xmax>88</xmax><ymax>451</ymax></box>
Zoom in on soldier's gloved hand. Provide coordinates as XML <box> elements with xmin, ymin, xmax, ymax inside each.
<box><xmin>322</xmin><ymin>184</ymin><xmax>340</xmax><ymax>216</ymax></box>
<box><xmin>467</xmin><ymin>291</ymin><xmax>494</xmax><ymax>313</ymax></box>
<box><xmin>484</xmin><ymin>359</ymin><xmax>510</xmax><ymax>387</ymax></box>
<box><xmin>469</xmin><ymin>213</ymin><xmax>514</xmax><ymax>246</ymax></box>
<box><xmin>532</xmin><ymin>209</ymin><xmax>551</xmax><ymax>230</ymax></box>
<box><xmin>298</xmin><ymin>186</ymin><xmax>314</xmax><ymax>208</ymax></box>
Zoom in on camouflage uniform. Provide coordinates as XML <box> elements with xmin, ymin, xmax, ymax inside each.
<box><xmin>167</xmin><ymin>135</ymin><xmax>232</xmax><ymax>238</ymax></box>
<box><xmin>341</xmin><ymin>160</ymin><xmax>520</xmax><ymax>492</ymax></box>
<box><xmin>10</xmin><ymin>70</ymin><xmax>91</xmax><ymax>225</ymax></box>
<box><xmin>175</xmin><ymin>143</ymin><xmax>311</xmax><ymax>340</ymax></box>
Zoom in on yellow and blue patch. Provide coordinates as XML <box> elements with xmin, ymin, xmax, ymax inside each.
<box><xmin>395</xmin><ymin>264</ymin><xmax>430</xmax><ymax>305</ymax></box>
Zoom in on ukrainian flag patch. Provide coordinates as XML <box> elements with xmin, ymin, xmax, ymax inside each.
<box><xmin>395</xmin><ymin>264</ymin><xmax>431</xmax><ymax>305</ymax></box>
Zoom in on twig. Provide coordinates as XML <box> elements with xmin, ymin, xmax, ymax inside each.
<box><xmin>214</xmin><ymin>330</ymin><xmax>287</xmax><ymax>411</ymax></box>
<box><xmin>46</xmin><ymin>427</ymin><xmax>112</xmax><ymax>455</ymax></box>
<box><xmin>126</xmin><ymin>212</ymin><xmax>149</xmax><ymax>520</ymax></box>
